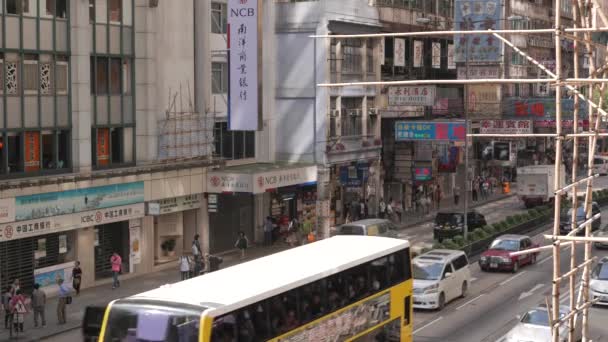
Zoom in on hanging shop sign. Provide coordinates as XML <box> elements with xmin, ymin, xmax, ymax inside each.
<box><xmin>395</xmin><ymin>121</ymin><xmax>466</xmax><ymax>141</ymax></box>
<box><xmin>380</xmin><ymin>37</ymin><xmax>385</xmax><ymax>65</ymax></box>
<box><xmin>394</xmin><ymin>38</ymin><xmax>406</xmax><ymax>67</ymax></box>
<box><xmin>432</xmin><ymin>42</ymin><xmax>441</xmax><ymax>69</ymax></box>
<box><xmin>339</xmin><ymin>163</ymin><xmax>369</xmax><ymax>187</ymax></box>
<box><xmin>14</xmin><ymin>182</ymin><xmax>144</xmax><ymax>221</ymax></box>
<box><xmin>504</xmin><ymin>98</ymin><xmax>589</xmax><ymax>118</ymax></box>
<box><xmin>467</xmin><ymin>85</ymin><xmax>501</xmax><ymax>118</ymax></box>
<box><xmin>0</xmin><ymin>203</ymin><xmax>145</xmax><ymax>242</ymax></box>
<box><xmin>388</xmin><ymin>86</ymin><xmax>436</xmax><ymax>107</ymax></box>
<box><xmin>413</xmin><ymin>40</ymin><xmax>424</xmax><ymax>68</ymax></box>
<box><xmin>147</xmin><ymin>194</ymin><xmax>202</xmax><ymax>216</ymax></box>
<box><xmin>454</xmin><ymin>0</ymin><xmax>502</xmax><ymax>63</ymax></box>
<box><xmin>228</xmin><ymin>0</ymin><xmax>259</xmax><ymax>131</ymax></box>
<box><xmin>207</xmin><ymin>173</ymin><xmax>252</xmax><ymax>193</ymax></box>
<box><xmin>447</xmin><ymin>44</ymin><xmax>456</xmax><ymax>69</ymax></box>
<box><xmin>480</xmin><ymin>120</ymin><xmax>533</xmax><ymax>135</ymax></box>
<box><xmin>207</xmin><ymin>194</ymin><xmax>218</xmax><ymax>213</ymax></box>
<box><xmin>534</xmin><ymin>120</ymin><xmax>590</xmax><ymax>129</ymax></box>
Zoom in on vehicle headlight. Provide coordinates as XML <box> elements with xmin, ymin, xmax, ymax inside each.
<box><xmin>480</xmin><ymin>256</ymin><xmax>487</xmax><ymax>262</ymax></box>
<box><xmin>500</xmin><ymin>256</ymin><xmax>512</xmax><ymax>263</ymax></box>
<box><xmin>424</xmin><ymin>284</ymin><xmax>439</xmax><ymax>294</ymax></box>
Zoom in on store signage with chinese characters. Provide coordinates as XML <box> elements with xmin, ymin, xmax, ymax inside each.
<box><xmin>207</xmin><ymin>173</ymin><xmax>252</xmax><ymax>193</ymax></box>
<box><xmin>0</xmin><ymin>203</ymin><xmax>145</xmax><ymax>242</ymax></box>
<box><xmin>504</xmin><ymin>98</ymin><xmax>589</xmax><ymax>118</ymax></box>
<box><xmin>413</xmin><ymin>40</ymin><xmax>423</xmax><ymax>68</ymax></box>
<box><xmin>467</xmin><ymin>85</ymin><xmax>501</xmax><ymax>118</ymax></box>
<box><xmin>228</xmin><ymin>0</ymin><xmax>258</xmax><ymax>131</ymax></box>
<box><xmin>207</xmin><ymin>166</ymin><xmax>317</xmax><ymax>194</ymax></box>
<box><xmin>147</xmin><ymin>195</ymin><xmax>202</xmax><ymax>216</ymax></box>
<box><xmin>454</xmin><ymin>0</ymin><xmax>502</xmax><ymax>62</ymax></box>
<box><xmin>432</xmin><ymin>42</ymin><xmax>441</xmax><ymax>69</ymax></box>
<box><xmin>394</xmin><ymin>38</ymin><xmax>405</xmax><ymax>67</ymax></box>
<box><xmin>534</xmin><ymin>120</ymin><xmax>590</xmax><ymax>129</ymax></box>
<box><xmin>0</xmin><ymin>198</ymin><xmax>15</xmax><ymax>224</ymax></box>
<box><xmin>480</xmin><ymin>120</ymin><xmax>532</xmax><ymax>134</ymax></box>
<box><xmin>15</xmin><ymin>182</ymin><xmax>144</xmax><ymax>221</ymax></box>
<box><xmin>388</xmin><ymin>86</ymin><xmax>436</xmax><ymax>107</ymax></box>
<box><xmin>457</xmin><ymin>66</ymin><xmax>499</xmax><ymax>79</ymax></box>
<box><xmin>414</xmin><ymin>167</ymin><xmax>433</xmax><ymax>181</ymax></box>
<box><xmin>395</xmin><ymin>121</ymin><xmax>466</xmax><ymax>141</ymax></box>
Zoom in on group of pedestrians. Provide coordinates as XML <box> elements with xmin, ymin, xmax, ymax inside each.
<box><xmin>471</xmin><ymin>176</ymin><xmax>497</xmax><ymax>202</ymax></box>
<box><xmin>178</xmin><ymin>234</ymin><xmax>226</xmax><ymax>281</ymax></box>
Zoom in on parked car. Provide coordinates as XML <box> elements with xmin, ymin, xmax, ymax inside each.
<box><xmin>590</xmin><ymin>257</ymin><xmax>608</xmax><ymax>306</ymax></box>
<box><xmin>336</xmin><ymin>219</ymin><xmax>398</xmax><ymax>238</ymax></box>
<box><xmin>559</xmin><ymin>202</ymin><xmax>601</xmax><ymax>235</ymax></box>
<box><xmin>433</xmin><ymin>210</ymin><xmax>487</xmax><ymax>242</ymax></box>
<box><xmin>412</xmin><ymin>249</ymin><xmax>472</xmax><ymax>310</ymax></box>
<box><xmin>479</xmin><ymin>234</ymin><xmax>540</xmax><ymax>273</ymax></box>
<box><xmin>592</xmin><ymin>227</ymin><xmax>608</xmax><ymax>249</ymax></box>
<box><xmin>504</xmin><ymin>305</ymin><xmax>582</xmax><ymax>342</ymax></box>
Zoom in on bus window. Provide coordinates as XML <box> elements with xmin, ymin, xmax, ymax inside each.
<box><xmin>102</xmin><ymin>300</ymin><xmax>203</xmax><ymax>342</ymax></box>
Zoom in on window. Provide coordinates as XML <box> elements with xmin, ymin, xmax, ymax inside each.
<box><xmin>109</xmin><ymin>0</ymin><xmax>121</xmax><ymax>23</ymax></box>
<box><xmin>341</xmin><ymin>97</ymin><xmax>363</xmax><ymax>136</ymax></box>
<box><xmin>56</xmin><ymin>58</ymin><xmax>69</xmax><ymax>94</ymax></box>
<box><xmin>211</xmin><ymin>2</ymin><xmax>227</xmax><ymax>34</ymax></box>
<box><xmin>42</xmin><ymin>132</ymin><xmax>55</xmax><ymax>170</ymax></box>
<box><xmin>122</xmin><ymin>59</ymin><xmax>131</xmax><ymax>94</ymax></box>
<box><xmin>213</xmin><ymin>122</ymin><xmax>256</xmax><ymax>160</ymax></box>
<box><xmin>91</xmin><ymin>57</ymin><xmax>129</xmax><ymax>95</ymax></box>
<box><xmin>110</xmin><ymin>58</ymin><xmax>121</xmax><ymax>95</ymax></box>
<box><xmin>6</xmin><ymin>0</ymin><xmax>28</xmax><ymax>15</ymax></box>
<box><xmin>111</xmin><ymin>127</ymin><xmax>123</xmax><ymax>163</ymax></box>
<box><xmin>7</xmin><ymin>134</ymin><xmax>23</xmax><ymax>173</ymax></box>
<box><xmin>89</xmin><ymin>0</ymin><xmax>95</xmax><ymax>22</ymax></box>
<box><xmin>212</xmin><ymin>62</ymin><xmax>228</xmax><ymax>94</ymax></box>
<box><xmin>23</xmin><ymin>56</ymin><xmax>38</xmax><ymax>94</ymax></box>
<box><xmin>330</xmin><ymin>41</ymin><xmax>337</xmax><ymax>74</ymax></box>
<box><xmin>452</xmin><ymin>255</ymin><xmax>468</xmax><ymax>270</ymax></box>
<box><xmin>58</xmin><ymin>130</ymin><xmax>69</xmax><ymax>169</ymax></box>
<box><xmin>6</xmin><ymin>61</ymin><xmax>18</xmax><ymax>95</ymax></box>
<box><xmin>442</xmin><ymin>263</ymin><xmax>454</xmax><ymax>278</ymax></box>
<box><xmin>342</xmin><ymin>39</ymin><xmax>362</xmax><ymax>73</ymax></box>
<box><xmin>45</xmin><ymin>0</ymin><xmax>68</xmax><ymax>18</ymax></box>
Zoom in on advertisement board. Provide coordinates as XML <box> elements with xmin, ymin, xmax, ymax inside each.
<box><xmin>480</xmin><ymin>120</ymin><xmax>533</xmax><ymax>134</ymax></box>
<box><xmin>388</xmin><ymin>86</ymin><xmax>436</xmax><ymax>107</ymax></box>
<box><xmin>454</xmin><ymin>0</ymin><xmax>503</xmax><ymax>63</ymax></box>
<box><xmin>504</xmin><ymin>98</ymin><xmax>589</xmax><ymax>118</ymax></box>
<box><xmin>395</xmin><ymin>121</ymin><xmax>466</xmax><ymax>141</ymax></box>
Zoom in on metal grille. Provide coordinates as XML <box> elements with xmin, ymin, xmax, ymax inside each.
<box><xmin>94</xmin><ymin>222</ymin><xmax>129</xmax><ymax>280</ymax></box>
<box><xmin>0</xmin><ymin>238</ymin><xmax>34</xmax><ymax>294</ymax></box>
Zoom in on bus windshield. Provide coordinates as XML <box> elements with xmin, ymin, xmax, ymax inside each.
<box><xmin>102</xmin><ymin>300</ymin><xmax>205</xmax><ymax>342</ymax></box>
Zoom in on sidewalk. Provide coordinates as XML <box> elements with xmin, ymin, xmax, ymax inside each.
<box><xmin>5</xmin><ymin>189</ymin><xmax>514</xmax><ymax>341</ymax></box>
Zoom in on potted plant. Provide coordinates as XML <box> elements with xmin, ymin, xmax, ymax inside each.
<box><xmin>161</xmin><ymin>238</ymin><xmax>177</xmax><ymax>257</ymax></box>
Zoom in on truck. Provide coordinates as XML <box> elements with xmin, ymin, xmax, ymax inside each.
<box><xmin>517</xmin><ymin>164</ymin><xmax>566</xmax><ymax>208</ymax></box>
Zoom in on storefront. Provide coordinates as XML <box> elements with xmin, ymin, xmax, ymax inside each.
<box><xmin>206</xmin><ymin>163</ymin><xmax>317</xmax><ymax>253</ymax></box>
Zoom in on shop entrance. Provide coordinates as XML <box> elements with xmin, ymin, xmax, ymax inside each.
<box><xmin>209</xmin><ymin>194</ymin><xmax>254</xmax><ymax>254</ymax></box>
<box><xmin>94</xmin><ymin>221</ymin><xmax>130</xmax><ymax>280</ymax></box>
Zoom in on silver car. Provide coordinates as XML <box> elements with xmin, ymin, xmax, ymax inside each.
<box><xmin>590</xmin><ymin>257</ymin><xmax>608</xmax><ymax>306</ymax></box>
<box><xmin>504</xmin><ymin>305</ymin><xmax>581</xmax><ymax>342</ymax></box>
<box><xmin>336</xmin><ymin>219</ymin><xmax>398</xmax><ymax>238</ymax></box>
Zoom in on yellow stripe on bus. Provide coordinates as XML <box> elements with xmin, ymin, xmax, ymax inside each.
<box><xmin>200</xmin><ymin>313</ymin><xmax>214</xmax><ymax>342</ymax></box>
<box><xmin>97</xmin><ymin>300</ymin><xmax>117</xmax><ymax>342</ymax></box>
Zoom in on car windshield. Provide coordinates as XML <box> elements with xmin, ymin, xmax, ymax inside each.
<box><xmin>521</xmin><ymin>309</ymin><xmax>566</xmax><ymax>326</ymax></box>
<box><xmin>413</xmin><ymin>261</ymin><xmax>444</xmax><ymax>280</ymax></box>
<box><xmin>489</xmin><ymin>239</ymin><xmax>519</xmax><ymax>251</ymax></box>
<box><xmin>338</xmin><ymin>225</ymin><xmax>364</xmax><ymax>235</ymax></box>
<box><xmin>566</xmin><ymin>207</ymin><xmax>588</xmax><ymax>219</ymax></box>
<box><xmin>591</xmin><ymin>263</ymin><xmax>608</xmax><ymax>280</ymax></box>
<box><xmin>435</xmin><ymin>213</ymin><xmax>462</xmax><ymax>225</ymax></box>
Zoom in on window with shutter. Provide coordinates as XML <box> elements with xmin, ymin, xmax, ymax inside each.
<box><xmin>23</xmin><ymin>60</ymin><xmax>38</xmax><ymax>94</ymax></box>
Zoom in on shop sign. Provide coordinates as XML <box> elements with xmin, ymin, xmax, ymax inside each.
<box><xmin>388</xmin><ymin>86</ymin><xmax>436</xmax><ymax>107</ymax></box>
<box><xmin>207</xmin><ymin>173</ymin><xmax>252</xmax><ymax>193</ymax></box>
<box><xmin>339</xmin><ymin>163</ymin><xmax>369</xmax><ymax>187</ymax></box>
<box><xmin>15</xmin><ymin>182</ymin><xmax>144</xmax><ymax>221</ymax></box>
<box><xmin>480</xmin><ymin>120</ymin><xmax>532</xmax><ymax>134</ymax></box>
<box><xmin>207</xmin><ymin>194</ymin><xmax>218</xmax><ymax>213</ymax></box>
<box><xmin>504</xmin><ymin>98</ymin><xmax>589</xmax><ymax>118</ymax></box>
<box><xmin>147</xmin><ymin>194</ymin><xmax>201</xmax><ymax>216</ymax></box>
<box><xmin>129</xmin><ymin>219</ymin><xmax>141</xmax><ymax>265</ymax></box>
<box><xmin>254</xmin><ymin>166</ymin><xmax>317</xmax><ymax>194</ymax></box>
<box><xmin>447</xmin><ymin>44</ymin><xmax>455</xmax><ymax>69</ymax></box>
<box><xmin>534</xmin><ymin>120</ymin><xmax>590</xmax><ymax>129</ymax></box>
<box><xmin>395</xmin><ymin>121</ymin><xmax>466</xmax><ymax>141</ymax></box>
<box><xmin>394</xmin><ymin>38</ymin><xmax>406</xmax><ymax>67</ymax></box>
<box><xmin>414</xmin><ymin>167</ymin><xmax>432</xmax><ymax>181</ymax></box>
<box><xmin>0</xmin><ymin>203</ymin><xmax>145</xmax><ymax>242</ymax></box>
<box><xmin>467</xmin><ymin>85</ymin><xmax>501</xmax><ymax>117</ymax></box>
<box><xmin>0</xmin><ymin>198</ymin><xmax>15</xmax><ymax>224</ymax></box>
<box><xmin>454</xmin><ymin>0</ymin><xmax>502</xmax><ymax>63</ymax></box>
<box><xmin>380</xmin><ymin>107</ymin><xmax>425</xmax><ymax>118</ymax></box>
<box><xmin>457</xmin><ymin>66</ymin><xmax>500</xmax><ymax>79</ymax></box>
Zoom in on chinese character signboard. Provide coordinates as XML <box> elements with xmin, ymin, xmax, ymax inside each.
<box><xmin>504</xmin><ymin>98</ymin><xmax>589</xmax><ymax>119</ymax></box>
<box><xmin>534</xmin><ymin>120</ymin><xmax>589</xmax><ymax>129</ymax></box>
<box><xmin>457</xmin><ymin>66</ymin><xmax>500</xmax><ymax>79</ymax></box>
<box><xmin>448</xmin><ymin>44</ymin><xmax>456</xmax><ymax>69</ymax></box>
<box><xmin>228</xmin><ymin>0</ymin><xmax>258</xmax><ymax>131</ymax></box>
<box><xmin>388</xmin><ymin>86</ymin><xmax>436</xmax><ymax>106</ymax></box>
<box><xmin>394</xmin><ymin>38</ymin><xmax>406</xmax><ymax>67</ymax></box>
<box><xmin>467</xmin><ymin>84</ymin><xmax>501</xmax><ymax>118</ymax></box>
<box><xmin>413</xmin><ymin>40</ymin><xmax>423</xmax><ymax>68</ymax></box>
<box><xmin>432</xmin><ymin>42</ymin><xmax>441</xmax><ymax>69</ymax></box>
<box><xmin>380</xmin><ymin>37</ymin><xmax>385</xmax><ymax>65</ymax></box>
<box><xmin>395</xmin><ymin>121</ymin><xmax>466</xmax><ymax>141</ymax></box>
<box><xmin>454</xmin><ymin>0</ymin><xmax>503</xmax><ymax>63</ymax></box>
<box><xmin>480</xmin><ymin>120</ymin><xmax>532</xmax><ymax>134</ymax></box>
<box><xmin>414</xmin><ymin>167</ymin><xmax>433</xmax><ymax>181</ymax></box>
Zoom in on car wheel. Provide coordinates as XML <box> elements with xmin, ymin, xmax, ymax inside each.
<box><xmin>438</xmin><ymin>292</ymin><xmax>446</xmax><ymax>310</ymax></box>
<box><xmin>530</xmin><ymin>254</ymin><xmax>537</xmax><ymax>265</ymax></box>
<box><xmin>512</xmin><ymin>261</ymin><xmax>519</xmax><ymax>273</ymax></box>
<box><xmin>461</xmin><ymin>281</ymin><xmax>468</xmax><ymax>298</ymax></box>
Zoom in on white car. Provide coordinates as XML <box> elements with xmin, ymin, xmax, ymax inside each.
<box><xmin>412</xmin><ymin>249</ymin><xmax>472</xmax><ymax>310</ymax></box>
<box><xmin>590</xmin><ymin>257</ymin><xmax>608</xmax><ymax>306</ymax></box>
<box><xmin>504</xmin><ymin>305</ymin><xmax>582</xmax><ymax>342</ymax></box>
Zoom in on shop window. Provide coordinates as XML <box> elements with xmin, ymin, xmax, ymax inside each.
<box><xmin>7</xmin><ymin>134</ymin><xmax>23</xmax><ymax>173</ymax></box>
<box><xmin>212</xmin><ymin>62</ymin><xmax>228</xmax><ymax>94</ymax></box>
<box><xmin>45</xmin><ymin>0</ymin><xmax>67</xmax><ymax>18</ymax></box>
<box><xmin>211</xmin><ymin>2</ymin><xmax>227</xmax><ymax>34</ymax></box>
<box><xmin>109</xmin><ymin>0</ymin><xmax>121</xmax><ymax>23</ymax></box>
<box><xmin>6</xmin><ymin>0</ymin><xmax>29</xmax><ymax>15</ymax></box>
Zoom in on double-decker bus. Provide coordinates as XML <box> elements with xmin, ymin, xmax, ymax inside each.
<box><xmin>97</xmin><ymin>235</ymin><xmax>413</xmax><ymax>342</ymax></box>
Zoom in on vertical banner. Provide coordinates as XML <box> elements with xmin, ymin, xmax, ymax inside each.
<box><xmin>24</xmin><ymin>131</ymin><xmax>40</xmax><ymax>172</ymax></box>
<box><xmin>447</xmin><ymin>44</ymin><xmax>456</xmax><ymax>69</ymax></box>
<box><xmin>379</xmin><ymin>37</ymin><xmax>385</xmax><ymax>65</ymax></box>
<box><xmin>97</xmin><ymin>128</ymin><xmax>110</xmax><ymax>166</ymax></box>
<box><xmin>228</xmin><ymin>0</ymin><xmax>259</xmax><ymax>131</ymax></box>
<box><xmin>432</xmin><ymin>42</ymin><xmax>441</xmax><ymax>69</ymax></box>
<box><xmin>129</xmin><ymin>219</ymin><xmax>142</xmax><ymax>266</ymax></box>
<box><xmin>413</xmin><ymin>40</ymin><xmax>423</xmax><ymax>68</ymax></box>
<box><xmin>394</xmin><ymin>38</ymin><xmax>405</xmax><ymax>67</ymax></box>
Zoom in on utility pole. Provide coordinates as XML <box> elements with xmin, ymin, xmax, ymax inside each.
<box><xmin>463</xmin><ymin>35</ymin><xmax>469</xmax><ymax>240</ymax></box>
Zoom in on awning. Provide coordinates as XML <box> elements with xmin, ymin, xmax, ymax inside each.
<box><xmin>207</xmin><ymin>163</ymin><xmax>317</xmax><ymax>194</ymax></box>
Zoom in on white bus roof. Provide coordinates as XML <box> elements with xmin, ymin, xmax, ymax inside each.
<box><xmin>130</xmin><ymin>236</ymin><xmax>409</xmax><ymax>316</ymax></box>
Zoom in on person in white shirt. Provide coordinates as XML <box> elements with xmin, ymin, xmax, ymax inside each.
<box><xmin>179</xmin><ymin>255</ymin><xmax>192</xmax><ymax>280</ymax></box>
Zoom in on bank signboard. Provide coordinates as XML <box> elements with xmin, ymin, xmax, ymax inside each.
<box><xmin>207</xmin><ymin>166</ymin><xmax>318</xmax><ymax>194</ymax></box>
<box><xmin>147</xmin><ymin>195</ymin><xmax>202</xmax><ymax>215</ymax></box>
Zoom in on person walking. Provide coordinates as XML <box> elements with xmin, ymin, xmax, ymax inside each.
<box><xmin>110</xmin><ymin>252</ymin><xmax>122</xmax><ymax>289</ymax></box>
<box><xmin>263</xmin><ymin>217</ymin><xmax>273</xmax><ymax>246</ymax></box>
<box><xmin>378</xmin><ymin>198</ymin><xmax>386</xmax><ymax>219</ymax></box>
<box><xmin>72</xmin><ymin>261</ymin><xmax>82</xmax><ymax>295</ymax></box>
<box><xmin>9</xmin><ymin>289</ymin><xmax>27</xmax><ymax>333</ymax></box>
<box><xmin>192</xmin><ymin>234</ymin><xmax>203</xmax><ymax>276</ymax></box>
<box><xmin>206</xmin><ymin>254</ymin><xmax>223</xmax><ymax>273</ymax></box>
<box><xmin>56</xmin><ymin>279</ymin><xmax>71</xmax><ymax>325</ymax></box>
<box><xmin>287</xmin><ymin>217</ymin><xmax>299</xmax><ymax>247</ymax></box>
<box><xmin>2</xmin><ymin>286</ymin><xmax>12</xmax><ymax>329</ymax></box>
<box><xmin>453</xmin><ymin>186</ymin><xmax>461</xmax><ymax>206</ymax></box>
<box><xmin>359</xmin><ymin>199</ymin><xmax>367</xmax><ymax>219</ymax></box>
<box><xmin>31</xmin><ymin>283</ymin><xmax>46</xmax><ymax>328</ymax></box>
<box><xmin>235</xmin><ymin>231</ymin><xmax>249</xmax><ymax>259</ymax></box>
<box><xmin>179</xmin><ymin>255</ymin><xmax>192</xmax><ymax>280</ymax></box>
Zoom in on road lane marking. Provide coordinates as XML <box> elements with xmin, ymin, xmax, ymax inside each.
<box><xmin>499</xmin><ymin>271</ymin><xmax>528</xmax><ymax>286</ymax></box>
<box><xmin>413</xmin><ymin>316</ymin><xmax>443</xmax><ymax>335</ymax></box>
<box><xmin>456</xmin><ymin>294</ymin><xmax>485</xmax><ymax>310</ymax></box>
<box><xmin>518</xmin><ymin>283</ymin><xmax>545</xmax><ymax>300</ymax></box>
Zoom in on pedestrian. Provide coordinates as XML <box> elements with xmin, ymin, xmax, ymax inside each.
<box><xmin>287</xmin><ymin>217</ymin><xmax>299</xmax><ymax>247</ymax></box>
<box><xmin>435</xmin><ymin>185</ymin><xmax>443</xmax><ymax>210</ymax></box>
<box><xmin>179</xmin><ymin>255</ymin><xmax>191</xmax><ymax>280</ymax></box>
<box><xmin>56</xmin><ymin>279</ymin><xmax>71</xmax><ymax>325</ymax></box>
<box><xmin>192</xmin><ymin>234</ymin><xmax>203</xmax><ymax>276</ymax></box>
<box><xmin>206</xmin><ymin>253</ymin><xmax>223</xmax><ymax>272</ymax></box>
<box><xmin>9</xmin><ymin>289</ymin><xmax>26</xmax><ymax>333</ymax></box>
<box><xmin>350</xmin><ymin>198</ymin><xmax>360</xmax><ymax>221</ymax></box>
<box><xmin>264</xmin><ymin>217</ymin><xmax>273</xmax><ymax>246</ymax></box>
<box><xmin>31</xmin><ymin>283</ymin><xmax>46</xmax><ymax>328</ymax></box>
<box><xmin>472</xmin><ymin>179</ymin><xmax>478</xmax><ymax>202</ymax></box>
<box><xmin>386</xmin><ymin>198</ymin><xmax>394</xmax><ymax>222</ymax></box>
<box><xmin>454</xmin><ymin>186</ymin><xmax>460</xmax><ymax>206</ymax></box>
<box><xmin>235</xmin><ymin>231</ymin><xmax>249</xmax><ymax>259</ymax></box>
<box><xmin>2</xmin><ymin>286</ymin><xmax>12</xmax><ymax>329</ymax></box>
<box><xmin>10</xmin><ymin>279</ymin><xmax>20</xmax><ymax>296</ymax></box>
<box><xmin>378</xmin><ymin>198</ymin><xmax>386</xmax><ymax>219</ymax></box>
<box><xmin>110</xmin><ymin>252</ymin><xmax>122</xmax><ymax>289</ymax></box>
<box><xmin>72</xmin><ymin>261</ymin><xmax>82</xmax><ymax>295</ymax></box>
<box><xmin>359</xmin><ymin>199</ymin><xmax>367</xmax><ymax>219</ymax></box>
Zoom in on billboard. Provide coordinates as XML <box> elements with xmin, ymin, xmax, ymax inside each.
<box><xmin>228</xmin><ymin>0</ymin><xmax>258</xmax><ymax>131</ymax></box>
<box><xmin>454</xmin><ymin>0</ymin><xmax>503</xmax><ymax>63</ymax></box>
<box><xmin>395</xmin><ymin>121</ymin><xmax>466</xmax><ymax>141</ymax></box>
<box><xmin>504</xmin><ymin>98</ymin><xmax>589</xmax><ymax>119</ymax></box>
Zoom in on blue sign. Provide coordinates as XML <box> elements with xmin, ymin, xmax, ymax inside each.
<box><xmin>503</xmin><ymin>98</ymin><xmax>589</xmax><ymax>119</ymax></box>
<box><xmin>339</xmin><ymin>163</ymin><xmax>369</xmax><ymax>187</ymax></box>
<box><xmin>395</xmin><ymin>122</ymin><xmax>466</xmax><ymax>141</ymax></box>
<box><xmin>16</xmin><ymin>182</ymin><xmax>145</xmax><ymax>221</ymax></box>
<box><xmin>35</xmin><ymin>269</ymin><xmax>66</xmax><ymax>288</ymax></box>
<box><xmin>454</xmin><ymin>0</ymin><xmax>503</xmax><ymax>63</ymax></box>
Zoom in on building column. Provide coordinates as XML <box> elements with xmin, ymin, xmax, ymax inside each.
<box><xmin>199</xmin><ymin>197</ymin><xmax>210</xmax><ymax>254</ymax></box>
<box><xmin>138</xmin><ymin>216</ymin><xmax>155</xmax><ymax>274</ymax></box>
<box><xmin>317</xmin><ymin>166</ymin><xmax>331</xmax><ymax>239</ymax></box>
<box><xmin>75</xmin><ymin>227</ymin><xmax>95</xmax><ymax>290</ymax></box>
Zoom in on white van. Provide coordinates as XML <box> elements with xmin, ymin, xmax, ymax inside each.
<box><xmin>412</xmin><ymin>249</ymin><xmax>472</xmax><ymax>310</ymax></box>
<box><xmin>593</xmin><ymin>156</ymin><xmax>608</xmax><ymax>175</ymax></box>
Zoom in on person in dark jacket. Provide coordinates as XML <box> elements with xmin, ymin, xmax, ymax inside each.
<box><xmin>205</xmin><ymin>254</ymin><xmax>223</xmax><ymax>273</ymax></box>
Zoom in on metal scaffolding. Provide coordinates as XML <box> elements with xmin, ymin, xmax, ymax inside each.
<box><xmin>313</xmin><ymin>0</ymin><xmax>608</xmax><ymax>340</ymax></box>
